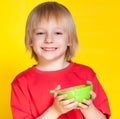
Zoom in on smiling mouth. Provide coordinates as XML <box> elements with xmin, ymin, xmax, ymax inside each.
<box><xmin>41</xmin><ymin>47</ymin><xmax>58</xmax><ymax>52</ymax></box>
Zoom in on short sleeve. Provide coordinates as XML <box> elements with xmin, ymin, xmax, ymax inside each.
<box><xmin>11</xmin><ymin>76</ymin><xmax>34</xmax><ymax>119</ymax></box>
<box><xmin>92</xmin><ymin>74</ymin><xmax>111</xmax><ymax>118</ymax></box>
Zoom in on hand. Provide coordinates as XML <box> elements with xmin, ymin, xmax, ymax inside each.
<box><xmin>77</xmin><ymin>90</ymin><xmax>96</xmax><ymax>109</ymax></box>
<box><xmin>51</xmin><ymin>85</ymin><xmax>78</xmax><ymax>116</ymax></box>
<box><xmin>77</xmin><ymin>80</ymin><xmax>96</xmax><ymax>109</ymax></box>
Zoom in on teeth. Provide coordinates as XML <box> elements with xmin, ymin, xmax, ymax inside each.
<box><xmin>42</xmin><ymin>47</ymin><xmax>57</xmax><ymax>51</ymax></box>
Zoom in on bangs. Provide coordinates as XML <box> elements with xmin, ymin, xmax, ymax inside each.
<box><xmin>30</xmin><ymin>2</ymin><xmax>69</xmax><ymax>30</ymax></box>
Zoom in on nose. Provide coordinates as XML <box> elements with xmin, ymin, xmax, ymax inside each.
<box><xmin>44</xmin><ymin>34</ymin><xmax>54</xmax><ymax>43</ymax></box>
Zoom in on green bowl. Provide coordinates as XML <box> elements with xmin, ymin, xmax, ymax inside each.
<box><xmin>58</xmin><ymin>84</ymin><xmax>92</xmax><ymax>102</ymax></box>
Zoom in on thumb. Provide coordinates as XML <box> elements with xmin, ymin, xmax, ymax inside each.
<box><xmin>86</xmin><ymin>80</ymin><xmax>92</xmax><ymax>84</ymax></box>
<box><xmin>54</xmin><ymin>84</ymin><xmax>61</xmax><ymax>97</ymax></box>
<box><xmin>55</xmin><ymin>84</ymin><xmax>61</xmax><ymax>90</ymax></box>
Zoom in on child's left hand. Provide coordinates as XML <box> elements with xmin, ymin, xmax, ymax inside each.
<box><xmin>77</xmin><ymin>90</ymin><xmax>96</xmax><ymax>109</ymax></box>
<box><xmin>77</xmin><ymin>80</ymin><xmax>96</xmax><ymax>109</ymax></box>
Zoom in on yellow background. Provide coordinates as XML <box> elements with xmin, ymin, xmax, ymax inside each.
<box><xmin>0</xmin><ymin>0</ymin><xmax>120</xmax><ymax>118</ymax></box>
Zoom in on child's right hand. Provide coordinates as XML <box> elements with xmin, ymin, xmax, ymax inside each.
<box><xmin>51</xmin><ymin>85</ymin><xmax>78</xmax><ymax>116</ymax></box>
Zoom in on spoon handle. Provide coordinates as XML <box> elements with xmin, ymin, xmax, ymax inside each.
<box><xmin>50</xmin><ymin>90</ymin><xmax>55</xmax><ymax>93</ymax></box>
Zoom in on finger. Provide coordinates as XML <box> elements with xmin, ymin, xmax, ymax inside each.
<box><xmin>54</xmin><ymin>84</ymin><xmax>61</xmax><ymax>97</ymax></box>
<box><xmin>56</xmin><ymin>94</ymin><xmax>68</xmax><ymax>101</ymax></box>
<box><xmin>86</xmin><ymin>80</ymin><xmax>92</xmax><ymax>84</ymax></box>
<box><xmin>78</xmin><ymin>102</ymin><xmax>88</xmax><ymax>109</ymax></box>
<box><xmin>82</xmin><ymin>99</ymin><xmax>92</xmax><ymax>106</ymax></box>
<box><xmin>60</xmin><ymin>98</ymin><xmax>75</xmax><ymax>105</ymax></box>
<box><xmin>55</xmin><ymin>84</ymin><xmax>61</xmax><ymax>90</ymax></box>
<box><xmin>64</xmin><ymin>101</ymin><xmax>78</xmax><ymax>109</ymax></box>
<box><xmin>90</xmin><ymin>91</ymin><xmax>96</xmax><ymax>100</ymax></box>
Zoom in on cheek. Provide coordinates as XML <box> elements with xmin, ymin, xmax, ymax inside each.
<box><xmin>64</xmin><ymin>38</ymin><xmax>70</xmax><ymax>46</ymax></box>
<box><xmin>60</xmin><ymin>41</ymin><xmax>69</xmax><ymax>50</ymax></box>
<box><xmin>60</xmin><ymin>35</ymin><xmax>69</xmax><ymax>44</ymax></box>
<box><xmin>63</xmin><ymin>35</ymin><xmax>69</xmax><ymax>45</ymax></box>
<box><xmin>32</xmin><ymin>38</ymin><xmax>42</xmax><ymax>46</ymax></box>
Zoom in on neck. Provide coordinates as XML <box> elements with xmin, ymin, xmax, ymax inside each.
<box><xmin>36</xmin><ymin>59</ymin><xmax>70</xmax><ymax>71</ymax></box>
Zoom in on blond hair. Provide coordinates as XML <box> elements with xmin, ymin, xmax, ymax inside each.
<box><xmin>25</xmin><ymin>1</ymin><xmax>79</xmax><ymax>61</ymax></box>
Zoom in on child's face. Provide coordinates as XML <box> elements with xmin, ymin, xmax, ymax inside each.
<box><xmin>32</xmin><ymin>18</ymin><xmax>69</xmax><ymax>62</ymax></box>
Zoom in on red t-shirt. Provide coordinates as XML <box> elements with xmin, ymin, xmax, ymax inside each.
<box><xmin>11</xmin><ymin>62</ymin><xmax>111</xmax><ymax>119</ymax></box>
